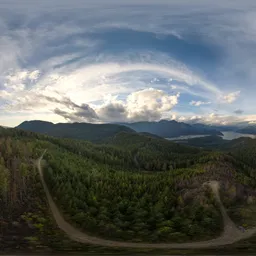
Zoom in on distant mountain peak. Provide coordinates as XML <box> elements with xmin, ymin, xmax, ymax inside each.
<box><xmin>120</xmin><ymin>120</ymin><xmax>222</xmax><ymax>138</ymax></box>
<box><xmin>16</xmin><ymin>120</ymin><xmax>135</xmax><ymax>142</ymax></box>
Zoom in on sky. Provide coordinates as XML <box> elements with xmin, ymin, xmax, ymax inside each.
<box><xmin>1</xmin><ymin>0</ymin><xmax>256</xmax><ymax>127</ymax></box>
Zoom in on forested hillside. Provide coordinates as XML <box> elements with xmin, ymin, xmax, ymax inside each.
<box><xmin>175</xmin><ymin>135</ymin><xmax>227</xmax><ymax>148</ymax></box>
<box><xmin>16</xmin><ymin>120</ymin><xmax>135</xmax><ymax>142</ymax></box>
<box><xmin>104</xmin><ymin>132</ymin><xmax>209</xmax><ymax>171</ymax></box>
<box><xmin>181</xmin><ymin>136</ymin><xmax>256</xmax><ymax>170</ymax></box>
<box><xmin>221</xmin><ymin>137</ymin><xmax>256</xmax><ymax>170</ymax></box>
<box><xmin>0</xmin><ymin>128</ymin><xmax>76</xmax><ymax>251</ymax></box>
<box><xmin>1</xmin><ymin>127</ymin><xmax>256</xmax><ymax>251</ymax></box>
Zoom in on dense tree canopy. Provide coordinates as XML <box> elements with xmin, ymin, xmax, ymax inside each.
<box><xmin>1</xmin><ymin>126</ymin><xmax>256</xmax><ymax>249</ymax></box>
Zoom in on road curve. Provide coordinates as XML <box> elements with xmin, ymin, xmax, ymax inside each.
<box><xmin>37</xmin><ymin>150</ymin><xmax>256</xmax><ymax>249</ymax></box>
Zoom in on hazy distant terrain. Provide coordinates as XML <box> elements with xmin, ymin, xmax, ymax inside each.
<box><xmin>119</xmin><ymin>120</ymin><xmax>223</xmax><ymax>138</ymax></box>
<box><xmin>168</xmin><ymin>131</ymin><xmax>256</xmax><ymax>141</ymax></box>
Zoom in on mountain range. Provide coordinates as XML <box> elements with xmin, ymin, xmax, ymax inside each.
<box><xmin>120</xmin><ymin>120</ymin><xmax>223</xmax><ymax>137</ymax></box>
<box><xmin>16</xmin><ymin>120</ymin><xmax>134</xmax><ymax>142</ymax></box>
<box><xmin>236</xmin><ymin>125</ymin><xmax>256</xmax><ymax>135</ymax></box>
<box><xmin>16</xmin><ymin>119</ymin><xmax>223</xmax><ymax>142</ymax></box>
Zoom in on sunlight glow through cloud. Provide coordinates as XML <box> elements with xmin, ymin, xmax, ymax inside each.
<box><xmin>0</xmin><ymin>0</ymin><xmax>256</xmax><ymax>126</ymax></box>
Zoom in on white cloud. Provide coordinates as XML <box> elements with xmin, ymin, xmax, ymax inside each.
<box><xmin>5</xmin><ymin>69</ymin><xmax>40</xmax><ymax>86</ymax></box>
<box><xmin>0</xmin><ymin>63</ymin><xmax>251</xmax><ymax>126</ymax></box>
<box><xmin>6</xmin><ymin>71</ymin><xmax>28</xmax><ymax>83</ymax></box>
<box><xmin>222</xmin><ymin>91</ymin><xmax>240</xmax><ymax>103</ymax></box>
<box><xmin>1</xmin><ymin>58</ymin><xmax>220</xmax><ymax>104</ymax></box>
<box><xmin>0</xmin><ymin>90</ymin><xmax>11</xmax><ymax>98</ymax></box>
<box><xmin>51</xmin><ymin>61</ymin><xmax>222</xmax><ymax>98</ymax></box>
<box><xmin>189</xmin><ymin>100</ymin><xmax>211</xmax><ymax>106</ymax></box>
<box><xmin>126</xmin><ymin>88</ymin><xmax>179</xmax><ymax>121</ymax></box>
<box><xmin>0</xmin><ymin>1</ymin><xmax>255</xmax><ymax>126</ymax></box>
<box><xmin>54</xmin><ymin>88</ymin><xmax>180</xmax><ymax>123</ymax></box>
<box><xmin>150</xmin><ymin>77</ymin><xmax>159</xmax><ymax>83</ymax></box>
<box><xmin>177</xmin><ymin>112</ymin><xmax>256</xmax><ymax>126</ymax></box>
<box><xmin>28</xmin><ymin>70</ymin><xmax>40</xmax><ymax>81</ymax></box>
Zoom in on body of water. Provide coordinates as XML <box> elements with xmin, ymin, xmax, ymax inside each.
<box><xmin>221</xmin><ymin>131</ymin><xmax>256</xmax><ymax>140</ymax></box>
<box><xmin>167</xmin><ymin>131</ymin><xmax>256</xmax><ymax>141</ymax></box>
<box><xmin>167</xmin><ymin>134</ymin><xmax>210</xmax><ymax>141</ymax></box>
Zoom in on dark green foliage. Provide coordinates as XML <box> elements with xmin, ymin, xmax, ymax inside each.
<box><xmin>105</xmin><ymin>132</ymin><xmax>210</xmax><ymax>171</ymax></box>
<box><xmin>1</xmin><ymin>126</ymin><xmax>256</xmax><ymax>250</ymax></box>
<box><xmin>43</xmin><ymin>146</ymin><xmax>222</xmax><ymax>242</ymax></box>
<box><xmin>176</xmin><ymin>135</ymin><xmax>226</xmax><ymax>149</ymax></box>
<box><xmin>0</xmin><ymin>132</ymin><xmax>68</xmax><ymax>251</ymax></box>
<box><xmin>222</xmin><ymin>138</ymin><xmax>256</xmax><ymax>172</ymax></box>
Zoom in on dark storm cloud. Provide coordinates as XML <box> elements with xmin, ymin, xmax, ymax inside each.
<box><xmin>98</xmin><ymin>103</ymin><xmax>128</xmax><ymax>121</ymax></box>
<box><xmin>129</xmin><ymin>109</ymin><xmax>162</xmax><ymax>122</ymax></box>
<box><xmin>234</xmin><ymin>109</ymin><xmax>244</xmax><ymax>115</ymax></box>
<box><xmin>44</xmin><ymin>95</ymin><xmax>99</xmax><ymax>121</ymax></box>
<box><xmin>54</xmin><ymin>105</ymin><xmax>99</xmax><ymax>122</ymax></box>
<box><xmin>43</xmin><ymin>95</ymin><xmax>82</xmax><ymax>110</ymax></box>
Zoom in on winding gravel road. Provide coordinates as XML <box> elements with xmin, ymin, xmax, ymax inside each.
<box><xmin>37</xmin><ymin>150</ymin><xmax>256</xmax><ymax>249</ymax></box>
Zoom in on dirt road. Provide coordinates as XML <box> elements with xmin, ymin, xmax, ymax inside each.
<box><xmin>37</xmin><ymin>151</ymin><xmax>256</xmax><ymax>248</ymax></box>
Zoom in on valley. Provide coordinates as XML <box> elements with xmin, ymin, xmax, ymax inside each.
<box><xmin>1</xmin><ymin>124</ymin><xmax>256</xmax><ymax>254</ymax></box>
<box><xmin>37</xmin><ymin>151</ymin><xmax>256</xmax><ymax>248</ymax></box>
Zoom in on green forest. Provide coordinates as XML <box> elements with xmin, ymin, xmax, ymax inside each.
<box><xmin>1</xmin><ymin>126</ymin><xmax>256</xmax><ymax>252</ymax></box>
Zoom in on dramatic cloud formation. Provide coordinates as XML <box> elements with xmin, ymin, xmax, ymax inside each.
<box><xmin>46</xmin><ymin>88</ymin><xmax>180</xmax><ymax>122</ymax></box>
<box><xmin>0</xmin><ymin>0</ymin><xmax>256</xmax><ymax>126</ymax></box>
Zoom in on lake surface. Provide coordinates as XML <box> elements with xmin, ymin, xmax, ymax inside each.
<box><xmin>167</xmin><ymin>134</ymin><xmax>210</xmax><ymax>141</ymax></box>
<box><xmin>167</xmin><ymin>132</ymin><xmax>256</xmax><ymax>141</ymax></box>
<box><xmin>221</xmin><ymin>131</ymin><xmax>256</xmax><ymax>140</ymax></box>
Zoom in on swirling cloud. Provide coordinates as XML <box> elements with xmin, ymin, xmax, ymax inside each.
<box><xmin>0</xmin><ymin>0</ymin><xmax>256</xmax><ymax>126</ymax></box>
